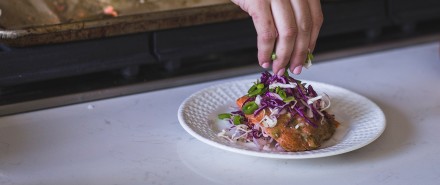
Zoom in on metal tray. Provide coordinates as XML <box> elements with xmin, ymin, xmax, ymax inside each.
<box><xmin>0</xmin><ymin>0</ymin><xmax>248</xmax><ymax>47</ymax></box>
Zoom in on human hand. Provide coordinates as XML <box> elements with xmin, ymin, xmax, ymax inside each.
<box><xmin>231</xmin><ymin>0</ymin><xmax>323</xmax><ymax>75</ymax></box>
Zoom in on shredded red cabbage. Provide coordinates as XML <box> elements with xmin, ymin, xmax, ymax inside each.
<box><xmin>218</xmin><ymin>71</ymin><xmax>332</xmax><ymax>149</ymax></box>
<box><xmin>250</xmin><ymin>71</ymin><xmax>326</xmax><ymax>127</ymax></box>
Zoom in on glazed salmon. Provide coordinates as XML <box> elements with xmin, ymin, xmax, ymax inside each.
<box><xmin>236</xmin><ymin>95</ymin><xmax>266</xmax><ymax>125</ymax></box>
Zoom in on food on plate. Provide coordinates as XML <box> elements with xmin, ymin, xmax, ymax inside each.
<box><xmin>218</xmin><ymin>71</ymin><xmax>340</xmax><ymax>152</ymax></box>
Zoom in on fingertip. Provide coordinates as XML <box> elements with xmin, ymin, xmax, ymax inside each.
<box><xmin>276</xmin><ymin>68</ymin><xmax>286</xmax><ymax>76</ymax></box>
<box><xmin>258</xmin><ymin>53</ymin><xmax>273</xmax><ymax>69</ymax></box>
<box><xmin>293</xmin><ymin>66</ymin><xmax>302</xmax><ymax>75</ymax></box>
<box><xmin>261</xmin><ymin>62</ymin><xmax>270</xmax><ymax>69</ymax></box>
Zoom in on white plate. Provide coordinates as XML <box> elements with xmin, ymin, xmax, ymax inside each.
<box><xmin>178</xmin><ymin>79</ymin><xmax>386</xmax><ymax>159</ymax></box>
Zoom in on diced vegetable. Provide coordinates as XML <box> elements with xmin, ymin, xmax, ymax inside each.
<box><xmin>271</xmin><ymin>52</ymin><xmax>277</xmax><ymax>60</ymax></box>
<box><xmin>233</xmin><ymin>115</ymin><xmax>243</xmax><ymax>125</ymax></box>
<box><xmin>218</xmin><ymin>113</ymin><xmax>232</xmax><ymax>120</ymax></box>
<box><xmin>242</xmin><ymin>101</ymin><xmax>259</xmax><ymax>115</ymax></box>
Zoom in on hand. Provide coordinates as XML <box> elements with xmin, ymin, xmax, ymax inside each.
<box><xmin>231</xmin><ymin>0</ymin><xmax>323</xmax><ymax>75</ymax></box>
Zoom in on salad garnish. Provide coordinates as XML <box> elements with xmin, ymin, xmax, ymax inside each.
<box><xmin>217</xmin><ymin>71</ymin><xmax>338</xmax><ymax>151</ymax></box>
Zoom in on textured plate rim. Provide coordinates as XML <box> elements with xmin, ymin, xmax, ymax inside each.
<box><xmin>177</xmin><ymin>79</ymin><xmax>386</xmax><ymax>159</ymax></box>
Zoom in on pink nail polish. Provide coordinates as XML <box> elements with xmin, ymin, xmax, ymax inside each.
<box><xmin>293</xmin><ymin>66</ymin><xmax>302</xmax><ymax>75</ymax></box>
<box><xmin>261</xmin><ymin>63</ymin><xmax>270</xmax><ymax>68</ymax></box>
<box><xmin>277</xmin><ymin>68</ymin><xmax>285</xmax><ymax>76</ymax></box>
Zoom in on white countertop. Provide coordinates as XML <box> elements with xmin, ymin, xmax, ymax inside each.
<box><xmin>1</xmin><ymin>42</ymin><xmax>439</xmax><ymax>185</ymax></box>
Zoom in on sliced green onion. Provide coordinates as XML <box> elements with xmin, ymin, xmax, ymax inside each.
<box><xmin>218</xmin><ymin>113</ymin><xmax>232</xmax><ymax>120</ymax></box>
<box><xmin>248</xmin><ymin>84</ymin><xmax>257</xmax><ymax>94</ymax></box>
<box><xmin>283</xmin><ymin>96</ymin><xmax>296</xmax><ymax>103</ymax></box>
<box><xmin>271</xmin><ymin>52</ymin><xmax>277</xmax><ymax>60</ymax></box>
<box><xmin>248</xmin><ymin>88</ymin><xmax>261</xmax><ymax>97</ymax></box>
<box><xmin>257</xmin><ymin>83</ymin><xmax>265</xmax><ymax>89</ymax></box>
<box><xmin>242</xmin><ymin>101</ymin><xmax>259</xmax><ymax>115</ymax></box>
<box><xmin>233</xmin><ymin>115</ymin><xmax>243</xmax><ymax>125</ymax></box>
<box><xmin>277</xmin><ymin>89</ymin><xmax>287</xmax><ymax>99</ymax></box>
<box><xmin>303</xmin><ymin>52</ymin><xmax>314</xmax><ymax>69</ymax></box>
<box><xmin>275</xmin><ymin>87</ymin><xmax>287</xmax><ymax>99</ymax></box>
<box><xmin>248</xmin><ymin>86</ymin><xmax>267</xmax><ymax>97</ymax></box>
<box><xmin>308</xmin><ymin>52</ymin><xmax>314</xmax><ymax>60</ymax></box>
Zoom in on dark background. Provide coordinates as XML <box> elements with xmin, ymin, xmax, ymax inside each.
<box><xmin>1</xmin><ymin>0</ymin><xmax>439</xmax><ymax>109</ymax></box>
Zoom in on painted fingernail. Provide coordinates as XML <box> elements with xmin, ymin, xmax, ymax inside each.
<box><xmin>277</xmin><ymin>68</ymin><xmax>285</xmax><ymax>76</ymax></box>
<box><xmin>261</xmin><ymin>63</ymin><xmax>270</xmax><ymax>69</ymax></box>
<box><xmin>293</xmin><ymin>66</ymin><xmax>302</xmax><ymax>75</ymax></box>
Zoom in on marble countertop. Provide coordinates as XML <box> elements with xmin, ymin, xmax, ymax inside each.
<box><xmin>1</xmin><ymin>42</ymin><xmax>439</xmax><ymax>185</ymax></box>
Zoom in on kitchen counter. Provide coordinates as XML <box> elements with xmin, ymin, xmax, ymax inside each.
<box><xmin>0</xmin><ymin>42</ymin><xmax>439</xmax><ymax>185</ymax></box>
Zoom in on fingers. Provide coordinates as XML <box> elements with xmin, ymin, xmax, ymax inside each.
<box><xmin>248</xmin><ymin>0</ymin><xmax>277</xmax><ymax>69</ymax></box>
<box><xmin>288</xmin><ymin>0</ymin><xmax>312</xmax><ymax>74</ymax></box>
<box><xmin>232</xmin><ymin>0</ymin><xmax>323</xmax><ymax>75</ymax></box>
<box><xmin>307</xmin><ymin>0</ymin><xmax>324</xmax><ymax>52</ymax></box>
<box><xmin>271</xmin><ymin>0</ymin><xmax>297</xmax><ymax>76</ymax></box>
